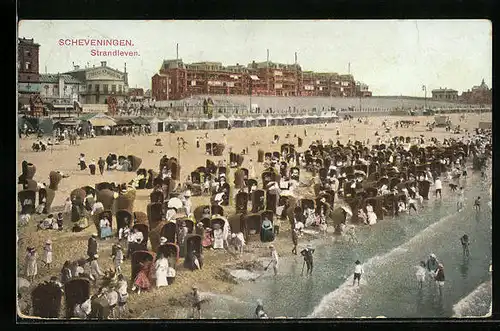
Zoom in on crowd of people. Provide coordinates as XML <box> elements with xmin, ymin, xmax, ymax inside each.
<box><xmin>18</xmin><ymin>114</ymin><xmax>491</xmax><ymax>319</ymax></box>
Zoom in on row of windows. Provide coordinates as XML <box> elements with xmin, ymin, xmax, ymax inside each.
<box><xmin>87</xmin><ymin>84</ymin><xmax>123</xmax><ymax>93</ymax></box>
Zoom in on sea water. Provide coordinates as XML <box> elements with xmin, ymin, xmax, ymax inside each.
<box><xmin>200</xmin><ymin>169</ymin><xmax>491</xmax><ymax>319</ymax></box>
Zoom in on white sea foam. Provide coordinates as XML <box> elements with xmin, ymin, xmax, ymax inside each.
<box><xmin>452</xmin><ymin>280</ymin><xmax>492</xmax><ymax>318</ymax></box>
<box><xmin>309</xmin><ymin>212</ymin><xmax>459</xmax><ymax>318</ymax></box>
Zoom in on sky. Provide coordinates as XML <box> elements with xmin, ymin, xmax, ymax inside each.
<box><xmin>18</xmin><ymin>20</ymin><xmax>492</xmax><ymax>96</ymax></box>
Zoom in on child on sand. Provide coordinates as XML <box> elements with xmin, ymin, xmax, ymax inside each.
<box><xmin>353</xmin><ymin>260</ymin><xmax>363</xmax><ymax>286</ymax></box>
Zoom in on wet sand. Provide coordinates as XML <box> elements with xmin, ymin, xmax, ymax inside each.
<box><xmin>16</xmin><ymin>113</ymin><xmax>490</xmax><ymax>319</ymax></box>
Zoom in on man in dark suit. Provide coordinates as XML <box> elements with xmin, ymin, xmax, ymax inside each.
<box><xmin>87</xmin><ymin>233</ymin><xmax>98</xmax><ymax>259</ymax></box>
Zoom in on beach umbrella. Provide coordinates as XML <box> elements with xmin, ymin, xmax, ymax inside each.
<box><xmin>167</xmin><ymin>197</ymin><xmax>183</xmax><ymax>209</ymax></box>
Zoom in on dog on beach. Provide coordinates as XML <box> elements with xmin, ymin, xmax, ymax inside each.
<box><xmin>449</xmin><ymin>183</ymin><xmax>458</xmax><ymax>192</ymax></box>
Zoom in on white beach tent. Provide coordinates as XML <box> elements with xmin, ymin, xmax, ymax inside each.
<box><xmin>244</xmin><ymin>116</ymin><xmax>256</xmax><ymax>127</ymax></box>
<box><xmin>150</xmin><ymin>117</ymin><xmax>160</xmax><ymax>134</ymax></box>
<box><xmin>256</xmin><ymin>114</ymin><xmax>268</xmax><ymax>127</ymax></box>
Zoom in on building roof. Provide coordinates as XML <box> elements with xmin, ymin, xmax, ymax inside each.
<box><xmin>64</xmin><ymin>64</ymin><xmax>125</xmax><ymax>75</ymax></box>
<box><xmin>161</xmin><ymin>59</ymin><xmax>185</xmax><ymax>70</ymax></box>
<box><xmin>432</xmin><ymin>88</ymin><xmax>458</xmax><ymax>93</ymax></box>
<box><xmin>88</xmin><ymin>116</ymin><xmax>117</xmax><ymax>127</ymax></box>
<box><xmin>115</xmin><ymin>118</ymin><xmax>133</xmax><ymax>126</ymax></box>
<box><xmin>18</xmin><ymin>37</ymin><xmax>40</xmax><ymax>47</ymax></box>
<box><xmin>78</xmin><ymin>113</ymin><xmax>100</xmax><ymax>120</ymax></box>
<box><xmin>39</xmin><ymin>74</ymin><xmax>83</xmax><ymax>84</ymax></box>
<box><xmin>130</xmin><ymin>117</ymin><xmax>150</xmax><ymax>125</ymax></box>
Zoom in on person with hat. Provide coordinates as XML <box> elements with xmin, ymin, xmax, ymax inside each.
<box><xmin>154</xmin><ymin>252</ymin><xmax>169</xmax><ymax>288</ymax></box>
<box><xmin>116</xmin><ymin>274</ymin><xmax>128</xmax><ymax>317</ymax></box>
<box><xmin>89</xmin><ymin>159</ymin><xmax>97</xmax><ymax>175</ymax></box>
<box><xmin>183</xmin><ymin>190</ymin><xmax>192</xmax><ymax>216</ymax></box>
<box><xmin>132</xmin><ymin>258</ymin><xmax>153</xmax><ymax>294</ymax></box>
<box><xmin>78</xmin><ymin>153</ymin><xmax>87</xmax><ymax>171</ymax></box>
<box><xmin>42</xmin><ymin>239</ymin><xmax>53</xmax><ymax>269</ymax></box>
<box><xmin>106</xmin><ymin>285</ymin><xmax>119</xmax><ymax>319</ymax></box>
<box><xmin>434</xmin><ymin>264</ymin><xmax>446</xmax><ymax>295</ymax></box>
<box><xmin>300</xmin><ymin>244</ymin><xmax>315</xmax><ymax>276</ymax></box>
<box><xmin>38</xmin><ymin>213</ymin><xmax>56</xmax><ymax>230</ymax></box>
<box><xmin>112</xmin><ymin>244</ymin><xmax>124</xmax><ymax>274</ymax></box>
<box><xmin>25</xmin><ymin>246</ymin><xmax>38</xmax><ymax>282</ymax></box>
<box><xmin>87</xmin><ymin>233</ymin><xmax>98</xmax><ymax>259</ymax></box>
<box><xmin>97</xmin><ymin>157</ymin><xmax>106</xmax><ymax>175</ymax></box>
<box><xmin>426</xmin><ymin>253</ymin><xmax>439</xmax><ymax>279</ymax></box>
<box><xmin>89</xmin><ymin>254</ymin><xmax>104</xmax><ymax>283</ymax></box>
<box><xmin>99</xmin><ymin>215</ymin><xmax>112</xmax><ymax>240</ymax></box>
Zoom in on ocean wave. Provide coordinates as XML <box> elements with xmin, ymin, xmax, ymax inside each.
<box><xmin>309</xmin><ymin>212</ymin><xmax>459</xmax><ymax>318</ymax></box>
<box><xmin>452</xmin><ymin>280</ymin><xmax>492</xmax><ymax>318</ymax></box>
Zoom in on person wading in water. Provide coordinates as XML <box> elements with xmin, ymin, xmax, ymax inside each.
<box><xmin>460</xmin><ymin>234</ymin><xmax>470</xmax><ymax>257</ymax></box>
<box><xmin>434</xmin><ymin>264</ymin><xmax>445</xmax><ymax>296</ymax></box>
<box><xmin>300</xmin><ymin>244</ymin><xmax>315</xmax><ymax>276</ymax></box>
<box><xmin>474</xmin><ymin>197</ymin><xmax>481</xmax><ymax>212</ymax></box>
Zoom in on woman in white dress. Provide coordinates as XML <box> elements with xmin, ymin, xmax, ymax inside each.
<box><xmin>212</xmin><ymin>224</ymin><xmax>224</xmax><ymax>249</ymax></box>
<box><xmin>366</xmin><ymin>204</ymin><xmax>377</xmax><ymax>225</ymax></box>
<box><xmin>25</xmin><ymin>247</ymin><xmax>38</xmax><ymax>282</ymax></box>
<box><xmin>154</xmin><ymin>252</ymin><xmax>169</xmax><ymax>288</ymax></box>
<box><xmin>42</xmin><ymin>240</ymin><xmax>53</xmax><ymax>269</ymax></box>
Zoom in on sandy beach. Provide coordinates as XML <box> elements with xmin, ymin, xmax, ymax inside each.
<box><xmin>16</xmin><ymin>112</ymin><xmax>490</xmax><ymax>319</ymax></box>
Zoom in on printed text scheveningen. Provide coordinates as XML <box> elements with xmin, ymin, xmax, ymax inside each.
<box><xmin>59</xmin><ymin>39</ymin><xmax>134</xmax><ymax>47</ymax></box>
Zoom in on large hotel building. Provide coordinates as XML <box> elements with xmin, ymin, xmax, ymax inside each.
<box><xmin>152</xmin><ymin>59</ymin><xmax>371</xmax><ymax>100</ymax></box>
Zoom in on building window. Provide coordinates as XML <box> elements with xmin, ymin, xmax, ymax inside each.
<box><xmin>25</xmin><ymin>50</ymin><xmax>31</xmax><ymax>57</ymax></box>
<box><xmin>25</xmin><ymin>62</ymin><xmax>31</xmax><ymax>70</ymax></box>
<box><xmin>103</xmin><ymin>84</ymin><xmax>109</xmax><ymax>93</ymax></box>
<box><xmin>118</xmin><ymin>85</ymin><xmax>122</xmax><ymax>93</ymax></box>
<box><xmin>96</xmin><ymin>84</ymin><xmax>100</xmax><ymax>92</ymax></box>
<box><xmin>88</xmin><ymin>84</ymin><xmax>92</xmax><ymax>91</ymax></box>
<box><xmin>27</xmin><ymin>75</ymin><xmax>30</xmax><ymax>81</ymax></box>
<box><xmin>112</xmin><ymin>84</ymin><xmax>116</xmax><ymax>92</ymax></box>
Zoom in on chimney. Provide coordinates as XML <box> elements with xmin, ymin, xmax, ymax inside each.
<box><xmin>101</xmin><ymin>61</ymin><xmax>107</xmax><ymax>67</ymax></box>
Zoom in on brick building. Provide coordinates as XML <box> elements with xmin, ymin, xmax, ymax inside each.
<box><xmin>128</xmin><ymin>88</ymin><xmax>145</xmax><ymax>101</ymax></box>
<box><xmin>152</xmin><ymin>58</ymin><xmax>363</xmax><ymax>101</ymax></box>
<box><xmin>18</xmin><ymin>38</ymin><xmax>41</xmax><ymax>105</ymax></box>
<box><xmin>460</xmin><ymin>79</ymin><xmax>492</xmax><ymax>105</ymax></box>
<box><xmin>356</xmin><ymin>81</ymin><xmax>373</xmax><ymax>97</ymax></box>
